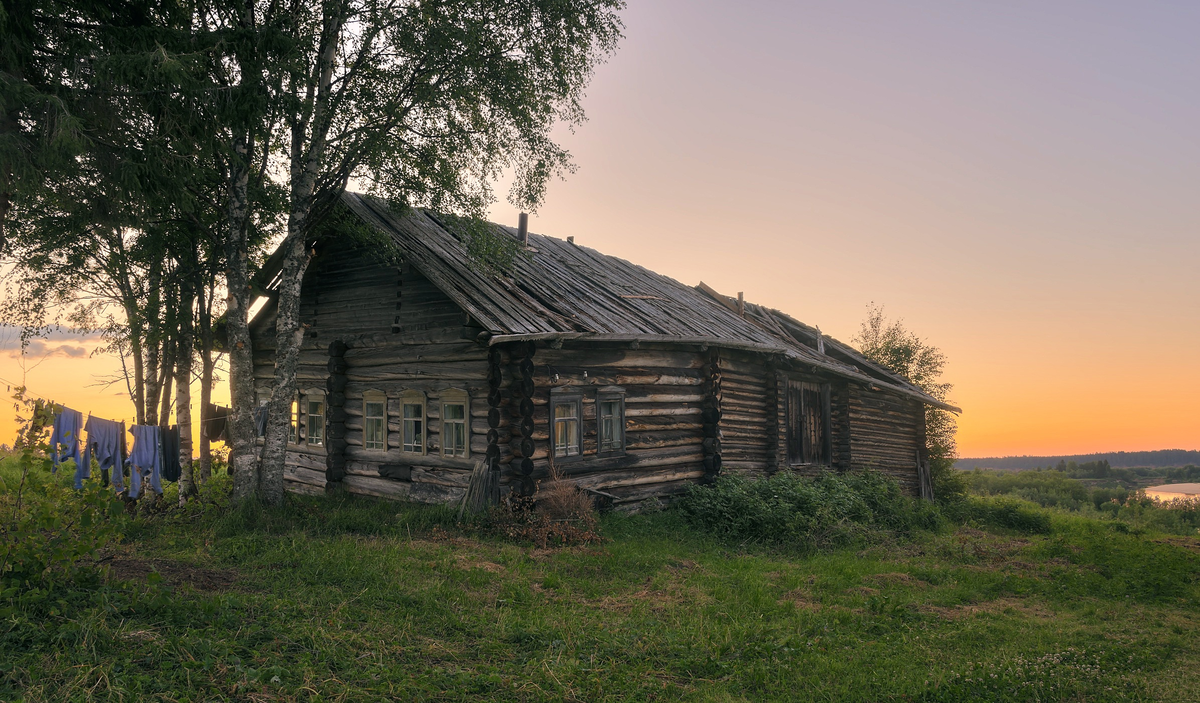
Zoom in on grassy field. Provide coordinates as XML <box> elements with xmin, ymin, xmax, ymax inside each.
<box><xmin>2</xmin><ymin>456</ymin><xmax>1200</xmax><ymax>701</ymax></box>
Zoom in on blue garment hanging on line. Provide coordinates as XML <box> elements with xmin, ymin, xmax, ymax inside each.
<box><xmin>81</xmin><ymin>416</ymin><xmax>126</xmax><ymax>491</ymax></box>
<box><xmin>50</xmin><ymin>407</ymin><xmax>84</xmax><ymax>473</ymax></box>
<box><xmin>127</xmin><ymin>424</ymin><xmax>163</xmax><ymax>499</ymax></box>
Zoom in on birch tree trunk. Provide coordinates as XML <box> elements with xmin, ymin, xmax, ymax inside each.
<box><xmin>259</xmin><ymin>233</ymin><xmax>310</xmax><ymax>504</ymax></box>
<box><xmin>144</xmin><ymin>272</ymin><xmax>161</xmax><ymax>426</ymax></box>
<box><xmin>225</xmin><ymin>141</ymin><xmax>259</xmax><ymax>503</ymax></box>
<box><xmin>258</xmin><ymin>6</ymin><xmax>346</xmax><ymax>505</ymax></box>
<box><xmin>127</xmin><ymin>309</ymin><xmax>147</xmax><ymax>426</ymax></box>
<box><xmin>176</xmin><ymin>278</ymin><xmax>195</xmax><ymax>502</ymax></box>
<box><xmin>198</xmin><ymin>277</ymin><xmax>215</xmax><ymax>483</ymax></box>
<box><xmin>158</xmin><ymin>334</ymin><xmax>175</xmax><ymax>427</ymax></box>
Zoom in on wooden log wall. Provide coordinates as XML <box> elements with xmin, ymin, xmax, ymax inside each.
<box><xmin>485</xmin><ymin>346</ymin><xmax>505</xmax><ymax>504</ymax></box>
<box><xmin>249</xmin><ymin>241</ymin><xmax>498</xmax><ymax>503</ymax></box>
<box><xmin>701</xmin><ymin>348</ymin><xmax>722</xmax><ymax>483</ymax></box>
<box><xmin>717</xmin><ymin>350</ymin><xmax>775</xmax><ymax>477</ymax></box>
<box><xmin>506</xmin><ymin>342</ymin><xmax>537</xmax><ymax>498</ymax></box>
<box><xmin>521</xmin><ymin>344</ymin><xmax>708</xmax><ymax>509</ymax></box>
<box><xmin>847</xmin><ymin>386</ymin><xmax>924</xmax><ymax>496</ymax></box>
<box><xmin>325</xmin><ymin>340</ymin><xmax>349</xmax><ymax>484</ymax></box>
<box><xmin>830</xmin><ymin>381</ymin><xmax>852</xmax><ymax>470</ymax></box>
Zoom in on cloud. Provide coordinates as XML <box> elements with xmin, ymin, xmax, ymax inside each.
<box><xmin>5</xmin><ymin>339</ymin><xmax>90</xmax><ymax>359</ymax></box>
<box><xmin>0</xmin><ymin>324</ymin><xmax>104</xmax><ymax>352</ymax></box>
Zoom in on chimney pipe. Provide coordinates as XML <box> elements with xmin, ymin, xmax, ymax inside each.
<box><xmin>517</xmin><ymin>212</ymin><xmax>528</xmax><ymax>245</ymax></box>
<box><xmin>737</xmin><ymin>291</ymin><xmax>745</xmax><ymax>317</ymax></box>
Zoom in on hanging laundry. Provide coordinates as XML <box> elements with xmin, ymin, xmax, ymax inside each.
<box><xmin>50</xmin><ymin>407</ymin><xmax>84</xmax><ymax>473</ymax></box>
<box><xmin>204</xmin><ymin>404</ymin><xmax>230</xmax><ymax>443</ymax></box>
<box><xmin>161</xmin><ymin>425</ymin><xmax>182</xmax><ymax>482</ymax></box>
<box><xmin>254</xmin><ymin>405</ymin><xmax>268</xmax><ymax>437</ymax></box>
<box><xmin>127</xmin><ymin>425</ymin><xmax>163</xmax><ymax>499</ymax></box>
<box><xmin>82</xmin><ymin>416</ymin><xmax>126</xmax><ymax>491</ymax></box>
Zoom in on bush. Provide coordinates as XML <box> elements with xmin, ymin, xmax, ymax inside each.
<box><xmin>967</xmin><ymin>469</ymin><xmax>1091</xmax><ymax>509</ymax></box>
<box><xmin>950</xmin><ymin>495</ymin><xmax>1053</xmax><ymax>534</ymax></box>
<box><xmin>676</xmin><ymin>470</ymin><xmax>943</xmax><ymax>552</ymax></box>
<box><xmin>963</xmin><ymin>468</ymin><xmax>1200</xmax><ymax>536</ymax></box>
<box><xmin>930</xmin><ymin>457</ymin><xmax>969</xmax><ymax>503</ymax></box>
<box><xmin>486</xmin><ymin>462</ymin><xmax>602</xmax><ymax>548</ymax></box>
<box><xmin>0</xmin><ymin>450</ymin><xmax>128</xmax><ymax>615</ymax></box>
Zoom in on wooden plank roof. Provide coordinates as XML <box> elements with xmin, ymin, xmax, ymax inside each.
<box><xmin>331</xmin><ymin>193</ymin><xmax>958</xmax><ymax>411</ymax></box>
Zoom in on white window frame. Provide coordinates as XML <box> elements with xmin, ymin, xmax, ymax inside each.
<box><xmin>440</xmin><ymin>389</ymin><xmax>469</xmax><ymax>458</ymax></box>
<box><xmin>551</xmin><ymin>389</ymin><xmax>583</xmax><ymax>461</ymax></box>
<box><xmin>363</xmin><ymin>391</ymin><xmax>387</xmax><ymax>452</ymax></box>
<box><xmin>597</xmin><ymin>386</ymin><xmax>626</xmax><ymax>456</ymax></box>
<box><xmin>305</xmin><ymin>391</ymin><xmax>325</xmax><ymax>447</ymax></box>
<box><xmin>401</xmin><ymin>390</ymin><xmax>426</xmax><ymax>455</ymax></box>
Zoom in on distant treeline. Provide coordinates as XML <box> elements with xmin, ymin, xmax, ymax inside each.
<box><xmin>956</xmin><ymin>449</ymin><xmax>1200</xmax><ymax>471</ymax></box>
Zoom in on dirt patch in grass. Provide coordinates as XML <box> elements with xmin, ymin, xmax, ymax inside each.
<box><xmin>777</xmin><ymin>588</ymin><xmax>821</xmax><ymax>611</ymax></box>
<box><xmin>865</xmin><ymin>572</ymin><xmax>929</xmax><ymax>587</ymax></box>
<box><xmin>921</xmin><ymin>596</ymin><xmax>1054</xmax><ymax>621</ymax></box>
<box><xmin>453</xmin><ymin>552</ymin><xmax>506</xmax><ymax>573</ymax></box>
<box><xmin>587</xmin><ymin>565</ymin><xmax>711</xmax><ymax>613</ymax></box>
<box><xmin>105</xmin><ymin>556</ymin><xmax>242</xmax><ymax>592</ymax></box>
<box><xmin>1152</xmin><ymin>536</ymin><xmax>1200</xmax><ymax>554</ymax></box>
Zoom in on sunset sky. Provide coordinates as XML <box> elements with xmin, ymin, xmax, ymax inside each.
<box><xmin>2</xmin><ymin>0</ymin><xmax>1197</xmax><ymax>457</ymax></box>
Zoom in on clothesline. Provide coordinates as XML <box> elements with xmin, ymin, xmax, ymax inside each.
<box><xmin>46</xmin><ymin>404</ymin><xmax>190</xmax><ymax>498</ymax></box>
<box><xmin>4</xmin><ymin>374</ymin><xmax>231</xmax><ymax>445</ymax></box>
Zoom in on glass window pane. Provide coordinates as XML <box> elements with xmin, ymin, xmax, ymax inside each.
<box><xmin>554</xmin><ymin>419</ymin><xmax>569</xmax><ymax>452</ymax></box>
<box><xmin>290</xmin><ymin>400</ymin><xmax>298</xmax><ymax>442</ymax></box>
<box><xmin>552</xmin><ymin>399</ymin><xmax>581</xmax><ymax>457</ymax></box>
<box><xmin>599</xmin><ymin>399</ymin><xmax>623</xmax><ymax>453</ymax></box>
<box><xmin>566</xmin><ymin>419</ymin><xmax>579</xmax><ymax>454</ymax></box>
<box><xmin>307</xmin><ymin>400</ymin><xmax>324</xmax><ymax>445</ymax></box>
<box><xmin>365</xmin><ymin>399</ymin><xmax>386</xmax><ymax>450</ymax></box>
<box><xmin>442</xmin><ymin>403</ymin><xmax>466</xmax><ymax>457</ymax></box>
<box><xmin>402</xmin><ymin>403</ymin><xmax>423</xmax><ymax>453</ymax></box>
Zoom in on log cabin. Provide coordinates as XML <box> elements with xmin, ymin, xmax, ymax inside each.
<box><xmin>248</xmin><ymin>192</ymin><xmax>959</xmax><ymax>510</ymax></box>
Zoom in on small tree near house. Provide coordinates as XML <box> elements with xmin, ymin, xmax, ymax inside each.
<box><xmin>854</xmin><ymin>304</ymin><xmax>966</xmax><ymax>501</ymax></box>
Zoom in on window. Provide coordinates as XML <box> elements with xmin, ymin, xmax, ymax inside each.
<box><xmin>597</xmin><ymin>387</ymin><xmax>625</xmax><ymax>455</ymax></box>
<box><xmin>306</xmin><ymin>397</ymin><xmax>325</xmax><ymax>446</ymax></box>
<box><xmin>551</xmin><ymin>393</ymin><xmax>582</xmax><ymax>459</ymax></box>
<box><xmin>289</xmin><ymin>397</ymin><xmax>299</xmax><ymax>443</ymax></box>
<box><xmin>786</xmin><ymin>380</ymin><xmax>830</xmax><ymax>465</ymax></box>
<box><xmin>441</xmin><ymin>391</ymin><xmax>468</xmax><ymax>458</ymax></box>
<box><xmin>364</xmin><ymin>393</ymin><xmax>386</xmax><ymax>451</ymax></box>
<box><xmin>401</xmin><ymin>391</ymin><xmax>425</xmax><ymax>454</ymax></box>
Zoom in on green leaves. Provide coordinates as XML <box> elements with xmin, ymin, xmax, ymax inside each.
<box><xmin>677</xmin><ymin>470</ymin><xmax>944</xmax><ymax>552</ymax></box>
<box><xmin>1</xmin><ymin>457</ymin><xmax>128</xmax><ymax>600</ymax></box>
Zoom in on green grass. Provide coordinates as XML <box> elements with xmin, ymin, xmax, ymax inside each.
<box><xmin>3</xmin><ymin>455</ymin><xmax>1200</xmax><ymax>701</ymax></box>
